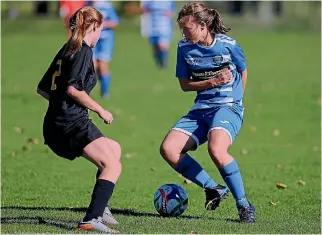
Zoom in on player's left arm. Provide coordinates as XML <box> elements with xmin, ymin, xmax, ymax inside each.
<box><xmin>103</xmin><ymin>6</ymin><xmax>120</xmax><ymax>29</ymax></box>
<box><xmin>229</xmin><ymin>42</ymin><xmax>247</xmax><ymax>92</ymax></box>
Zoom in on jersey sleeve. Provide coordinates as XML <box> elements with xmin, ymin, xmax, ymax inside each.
<box><xmin>37</xmin><ymin>59</ymin><xmax>56</xmax><ymax>99</ymax></box>
<box><xmin>67</xmin><ymin>46</ymin><xmax>92</xmax><ymax>91</ymax></box>
<box><xmin>37</xmin><ymin>45</ymin><xmax>65</xmax><ymax>98</ymax></box>
<box><xmin>229</xmin><ymin>43</ymin><xmax>246</xmax><ymax>73</ymax></box>
<box><xmin>175</xmin><ymin>45</ymin><xmax>191</xmax><ymax>79</ymax></box>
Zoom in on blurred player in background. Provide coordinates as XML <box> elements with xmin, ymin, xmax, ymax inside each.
<box><xmin>87</xmin><ymin>0</ymin><xmax>119</xmax><ymax>99</ymax></box>
<box><xmin>37</xmin><ymin>7</ymin><xmax>121</xmax><ymax>232</ymax></box>
<box><xmin>159</xmin><ymin>2</ymin><xmax>256</xmax><ymax>223</ymax></box>
<box><xmin>140</xmin><ymin>0</ymin><xmax>176</xmax><ymax>69</ymax></box>
<box><xmin>59</xmin><ymin>0</ymin><xmax>86</xmax><ymax>38</ymax></box>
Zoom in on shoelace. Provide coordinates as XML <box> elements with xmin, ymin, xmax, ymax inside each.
<box><xmin>93</xmin><ymin>216</ymin><xmax>104</xmax><ymax>223</ymax></box>
<box><xmin>239</xmin><ymin>207</ymin><xmax>253</xmax><ymax>219</ymax></box>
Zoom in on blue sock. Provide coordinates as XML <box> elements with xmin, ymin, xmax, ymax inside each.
<box><xmin>156</xmin><ymin>51</ymin><xmax>162</xmax><ymax>66</ymax></box>
<box><xmin>152</xmin><ymin>47</ymin><xmax>160</xmax><ymax>67</ymax></box>
<box><xmin>218</xmin><ymin>160</ymin><xmax>250</xmax><ymax>208</ymax></box>
<box><xmin>100</xmin><ymin>73</ymin><xmax>110</xmax><ymax>97</ymax></box>
<box><xmin>175</xmin><ymin>154</ymin><xmax>218</xmax><ymax>190</ymax></box>
<box><xmin>159</xmin><ymin>50</ymin><xmax>168</xmax><ymax>68</ymax></box>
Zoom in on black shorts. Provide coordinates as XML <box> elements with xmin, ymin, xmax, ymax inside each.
<box><xmin>43</xmin><ymin>119</ymin><xmax>104</xmax><ymax>160</ymax></box>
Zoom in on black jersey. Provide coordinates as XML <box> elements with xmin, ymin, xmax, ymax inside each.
<box><xmin>38</xmin><ymin>41</ymin><xmax>97</xmax><ymax>134</ymax></box>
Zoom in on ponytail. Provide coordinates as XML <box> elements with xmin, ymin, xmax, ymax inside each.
<box><xmin>209</xmin><ymin>9</ymin><xmax>231</xmax><ymax>34</ymax></box>
<box><xmin>66</xmin><ymin>10</ymin><xmax>86</xmax><ymax>57</ymax></box>
<box><xmin>64</xmin><ymin>6</ymin><xmax>103</xmax><ymax>58</ymax></box>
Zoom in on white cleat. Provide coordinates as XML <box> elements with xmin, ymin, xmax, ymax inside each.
<box><xmin>103</xmin><ymin>206</ymin><xmax>118</xmax><ymax>225</ymax></box>
<box><xmin>77</xmin><ymin>216</ymin><xmax>119</xmax><ymax>233</ymax></box>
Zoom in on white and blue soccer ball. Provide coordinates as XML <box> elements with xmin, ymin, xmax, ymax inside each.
<box><xmin>153</xmin><ymin>184</ymin><xmax>188</xmax><ymax>217</ymax></box>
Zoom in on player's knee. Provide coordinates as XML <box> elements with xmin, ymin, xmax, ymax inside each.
<box><xmin>160</xmin><ymin>140</ymin><xmax>171</xmax><ymax>157</ymax></box>
<box><xmin>159</xmin><ymin>142</ymin><xmax>168</xmax><ymax>158</ymax></box>
<box><xmin>158</xmin><ymin>43</ymin><xmax>168</xmax><ymax>51</ymax></box>
<box><xmin>160</xmin><ymin>140</ymin><xmax>176</xmax><ymax>158</ymax></box>
<box><xmin>208</xmin><ymin>145</ymin><xmax>226</xmax><ymax>161</ymax></box>
<box><xmin>101</xmin><ymin>155</ymin><xmax>122</xmax><ymax>174</ymax></box>
<box><xmin>109</xmin><ymin>140</ymin><xmax>122</xmax><ymax>161</ymax></box>
<box><xmin>115</xmin><ymin>160</ymin><xmax>122</xmax><ymax>174</ymax></box>
<box><xmin>98</xmin><ymin>61</ymin><xmax>109</xmax><ymax>74</ymax></box>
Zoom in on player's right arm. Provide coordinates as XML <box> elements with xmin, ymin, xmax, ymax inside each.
<box><xmin>66</xmin><ymin>47</ymin><xmax>113</xmax><ymax>124</ymax></box>
<box><xmin>66</xmin><ymin>87</ymin><xmax>113</xmax><ymax>124</ymax></box>
<box><xmin>66</xmin><ymin>87</ymin><xmax>103</xmax><ymax>114</ymax></box>
<box><xmin>176</xmin><ymin>44</ymin><xmax>232</xmax><ymax>92</ymax></box>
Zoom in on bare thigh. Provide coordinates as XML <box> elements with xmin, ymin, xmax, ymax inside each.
<box><xmin>160</xmin><ymin>129</ymin><xmax>197</xmax><ymax>167</ymax></box>
<box><xmin>208</xmin><ymin>129</ymin><xmax>234</xmax><ymax>167</ymax></box>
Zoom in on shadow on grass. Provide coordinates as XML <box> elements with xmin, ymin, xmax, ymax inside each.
<box><xmin>1</xmin><ymin>206</ymin><xmax>241</xmax><ymax>231</ymax></box>
<box><xmin>1</xmin><ymin>206</ymin><xmax>209</xmax><ymax>220</ymax></box>
<box><xmin>1</xmin><ymin>216</ymin><xmax>76</xmax><ymax>230</ymax></box>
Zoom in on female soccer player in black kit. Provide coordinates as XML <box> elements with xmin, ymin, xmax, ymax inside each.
<box><xmin>37</xmin><ymin>6</ymin><xmax>121</xmax><ymax>233</ymax></box>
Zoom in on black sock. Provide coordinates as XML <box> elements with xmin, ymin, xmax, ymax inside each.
<box><xmin>83</xmin><ymin>179</ymin><xmax>115</xmax><ymax>222</ymax></box>
<box><xmin>96</xmin><ymin>169</ymin><xmax>112</xmax><ymax>210</ymax></box>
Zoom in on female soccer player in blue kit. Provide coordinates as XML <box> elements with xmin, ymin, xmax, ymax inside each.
<box><xmin>87</xmin><ymin>0</ymin><xmax>119</xmax><ymax>99</ymax></box>
<box><xmin>159</xmin><ymin>2</ymin><xmax>255</xmax><ymax>223</ymax></box>
<box><xmin>140</xmin><ymin>0</ymin><xmax>176</xmax><ymax>69</ymax></box>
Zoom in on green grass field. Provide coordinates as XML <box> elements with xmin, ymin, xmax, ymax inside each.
<box><xmin>1</xmin><ymin>17</ymin><xmax>321</xmax><ymax>234</ymax></box>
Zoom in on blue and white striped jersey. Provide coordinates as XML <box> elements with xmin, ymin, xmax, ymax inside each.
<box><xmin>176</xmin><ymin>34</ymin><xmax>246</xmax><ymax>110</ymax></box>
<box><xmin>140</xmin><ymin>0</ymin><xmax>176</xmax><ymax>38</ymax></box>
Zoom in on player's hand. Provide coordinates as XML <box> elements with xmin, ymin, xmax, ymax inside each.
<box><xmin>208</xmin><ymin>69</ymin><xmax>233</xmax><ymax>87</ymax></box>
<box><xmin>98</xmin><ymin>109</ymin><xmax>114</xmax><ymax>124</ymax></box>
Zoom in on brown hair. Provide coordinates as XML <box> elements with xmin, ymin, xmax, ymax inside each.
<box><xmin>66</xmin><ymin>6</ymin><xmax>103</xmax><ymax>57</ymax></box>
<box><xmin>177</xmin><ymin>2</ymin><xmax>231</xmax><ymax>34</ymax></box>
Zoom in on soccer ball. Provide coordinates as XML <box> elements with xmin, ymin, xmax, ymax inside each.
<box><xmin>153</xmin><ymin>184</ymin><xmax>188</xmax><ymax>217</ymax></box>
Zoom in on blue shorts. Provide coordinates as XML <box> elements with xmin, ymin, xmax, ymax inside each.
<box><xmin>172</xmin><ymin>105</ymin><xmax>244</xmax><ymax>149</ymax></box>
<box><xmin>149</xmin><ymin>36</ymin><xmax>171</xmax><ymax>47</ymax></box>
<box><xmin>93</xmin><ymin>37</ymin><xmax>114</xmax><ymax>62</ymax></box>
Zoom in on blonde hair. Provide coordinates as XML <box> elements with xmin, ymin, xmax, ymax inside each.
<box><xmin>66</xmin><ymin>6</ymin><xmax>103</xmax><ymax>57</ymax></box>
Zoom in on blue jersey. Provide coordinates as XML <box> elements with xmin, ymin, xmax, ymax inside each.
<box><xmin>87</xmin><ymin>1</ymin><xmax>119</xmax><ymax>39</ymax></box>
<box><xmin>176</xmin><ymin>34</ymin><xmax>246</xmax><ymax>111</ymax></box>
<box><xmin>141</xmin><ymin>0</ymin><xmax>176</xmax><ymax>38</ymax></box>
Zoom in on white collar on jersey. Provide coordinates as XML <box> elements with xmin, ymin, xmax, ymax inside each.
<box><xmin>197</xmin><ymin>35</ymin><xmax>217</xmax><ymax>49</ymax></box>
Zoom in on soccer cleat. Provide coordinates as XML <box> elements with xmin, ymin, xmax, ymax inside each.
<box><xmin>77</xmin><ymin>217</ymin><xmax>119</xmax><ymax>233</ymax></box>
<box><xmin>103</xmin><ymin>205</ymin><xmax>118</xmax><ymax>225</ymax></box>
<box><xmin>204</xmin><ymin>184</ymin><xmax>230</xmax><ymax>211</ymax></box>
<box><xmin>238</xmin><ymin>201</ymin><xmax>256</xmax><ymax>223</ymax></box>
